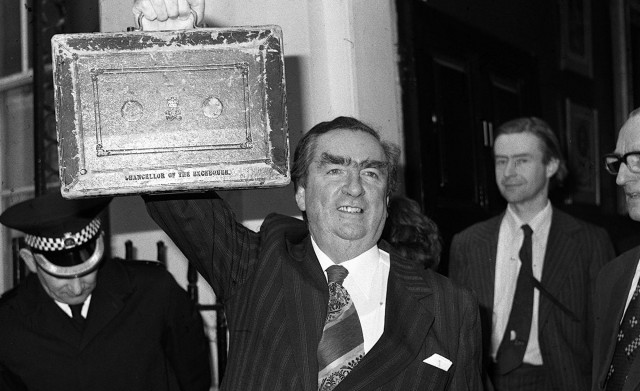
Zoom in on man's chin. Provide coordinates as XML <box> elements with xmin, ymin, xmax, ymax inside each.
<box><xmin>626</xmin><ymin>197</ymin><xmax>640</xmax><ymax>222</ymax></box>
<box><xmin>500</xmin><ymin>192</ymin><xmax>523</xmax><ymax>204</ymax></box>
<box><xmin>62</xmin><ymin>296</ymin><xmax>89</xmax><ymax>305</ymax></box>
<box><xmin>628</xmin><ymin>208</ymin><xmax>640</xmax><ymax>222</ymax></box>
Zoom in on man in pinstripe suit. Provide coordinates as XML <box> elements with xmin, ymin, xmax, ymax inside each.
<box><xmin>450</xmin><ymin>117</ymin><xmax>614</xmax><ymax>391</ymax></box>
<box><xmin>143</xmin><ymin>113</ymin><xmax>483</xmax><ymax>387</ymax></box>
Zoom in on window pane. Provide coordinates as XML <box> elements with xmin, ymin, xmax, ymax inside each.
<box><xmin>0</xmin><ymin>0</ymin><xmax>23</xmax><ymax>77</ymax></box>
<box><xmin>1</xmin><ymin>84</ymin><xmax>34</xmax><ymax>191</ymax></box>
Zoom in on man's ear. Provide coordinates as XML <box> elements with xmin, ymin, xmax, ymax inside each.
<box><xmin>546</xmin><ymin>158</ymin><xmax>559</xmax><ymax>178</ymax></box>
<box><xmin>386</xmin><ymin>195</ymin><xmax>389</xmax><ymax>217</ymax></box>
<box><xmin>295</xmin><ymin>186</ymin><xmax>306</xmax><ymax>212</ymax></box>
<box><xmin>19</xmin><ymin>249</ymin><xmax>37</xmax><ymax>273</ymax></box>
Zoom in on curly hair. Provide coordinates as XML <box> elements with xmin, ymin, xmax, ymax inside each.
<box><xmin>382</xmin><ymin>196</ymin><xmax>442</xmax><ymax>270</ymax></box>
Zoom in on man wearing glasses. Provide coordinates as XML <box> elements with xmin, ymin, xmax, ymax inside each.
<box><xmin>450</xmin><ymin>117</ymin><xmax>615</xmax><ymax>391</ymax></box>
<box><xmin>594</xmin><ymin>109</ymin><xmax>640</xmax><ymax>391</ymax></box>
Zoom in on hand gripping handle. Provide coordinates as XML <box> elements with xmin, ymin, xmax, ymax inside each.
<box><xmin>133</xmin><ymin>9</ymin><xmax>198</xmax><ymax>31</ymax></box>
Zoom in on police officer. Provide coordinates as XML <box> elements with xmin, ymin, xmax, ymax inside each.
<box><xmin>0</xmin><ymin>190</ymin><xmax>211</xmax><ymax>391</ymax></box>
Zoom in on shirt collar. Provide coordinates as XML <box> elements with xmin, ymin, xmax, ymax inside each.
<box><xmin>505</xmin><ymin>201</ymin><xmax>552</xmax><ymax>235</ymax></box>
<box><xmin>311</xmin><ymin>237</ymin><xmax>381</xmax><ymax>294</ymax></box>
<box><xmin>54</xmin><ymin>294</ymin><xmax>92</xmax><ymax>317</ymax></box>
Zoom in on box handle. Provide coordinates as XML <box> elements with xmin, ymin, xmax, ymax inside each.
<box><xmin>133</xmin><ymin>9</ymin><xmax>198</xmax><ymax>31</ymax></box>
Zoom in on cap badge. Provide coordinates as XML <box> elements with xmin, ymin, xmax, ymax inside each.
<box><xmin>63</xmin><ymin>233</ymin><xmax>77</xmax><ymax>249</ymax></box>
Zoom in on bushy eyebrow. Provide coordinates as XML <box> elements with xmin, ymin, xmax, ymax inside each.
<box><xmin>494</xmin><ymin>153</ymin><xmax>533</xmax><ymax>159</ymax></box>
<box><xmin>318</xmin><ymin>152</ymin><xmax>388</xmax><ymax>170</ymax></box>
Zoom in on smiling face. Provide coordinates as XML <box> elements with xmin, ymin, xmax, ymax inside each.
<box><xmin>614</xmin><ymin>114</ymin><xmax>640</xmax><ymax>221</ymax></box>
<box><xmin>295</xmin><ymin>128</ymin><xmax>389</xmax><ymax>262</ymax></box>
<box><xmin>494</xmin><ymin>132</ymin><xmax>558</xmax><ymax>216</ymax></box>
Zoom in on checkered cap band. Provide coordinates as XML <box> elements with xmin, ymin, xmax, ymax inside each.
<box><xmin>25</xmin><ymin>217</ymin><xmax>101</xmax><ymax>252</ymax></box>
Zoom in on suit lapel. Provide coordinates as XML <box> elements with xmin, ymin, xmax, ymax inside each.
<box><xmin>25</xmin><ymin>278</ymin><xmax>84</xmax><ymax>347</ymax></box>
<box><xmin>283</xmin><ymin>235</ymin><xmax>328</xmax><ymax>391</ymax></box>
<box><xmin>334</xmin><ymin>255</ymin><xmax>434</xmax><ymax>391</ymax></box>
<box><xmin>473</xmin><ymin>216</ymin><xmax>501</xmax><ymax>312</ymax></box>
<box><xmin>538</xmin><ymin>210</ymin><xmax>580</xmax><ymax>328</ymax></box>
<box><xmin>80</xmin><ymin>259</ymin><xmax>132</xmax><ymax>349</ymax></box>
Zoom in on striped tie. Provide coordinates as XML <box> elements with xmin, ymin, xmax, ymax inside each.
<box><xmin>317</xmin><ymin>265</ymin><xmax>365</xmax><ymax>391</ymax></box>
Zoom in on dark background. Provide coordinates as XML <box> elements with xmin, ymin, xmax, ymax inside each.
<box><xmin>396</xmin><ymin>0</ymin><xmax>640</xmax><ymax>274</ymax></box>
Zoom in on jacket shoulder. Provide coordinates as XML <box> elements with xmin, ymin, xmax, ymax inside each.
<box><xmin>0</xmin><ymin>286</ymin><xmax>19</xmax><ymax>307</ymax></box>
<box><xmin>599</xmin><ymin>245</ymin><xmax>640</xmax><ymax>278</ymax></box>
<box><xmin>552</xmin><ymin>208</ymin><xmax>614</xmax><ymax>252</ymax></box>
<box><xmin>452</xmin><ymin>214</ymin><xmax>502</xmax><ymax>242</ymax></box>
<box><xmin>109</xmin><ymin>258</ymin><xmax>176</xmax><ymax>288</ymax></box>
<box><xmin>261</xmin><ymin>213</ymin><xmax>308</xmax><ymax>242</ymax></box>
<box><xmin>552</xmin><ymin>208</ymin><xmax>608</xmax><ymax>234</ymax></box>
<box><xmin>420</xmin><ymin>268</ymin><xmax>479</xmax><ymax>311</ymax></box>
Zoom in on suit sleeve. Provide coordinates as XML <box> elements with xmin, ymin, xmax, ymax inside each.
<box><xmin>162</xmin><ymin>272</ymin><xmax>212</xmax><ymax>391</ymax></box>
<box><xmin>448</xmin><ymin>233</ymin><xmax>467</xmax><ymax>285</ymax></box>
<box><xmin>449</xmin><ymin>288</ymin><xmax>483</xmax><ymax>390</ymax></box>
<box><xmin>144</xmin><ymin>192</ymin><xmax>260</xmax><ymax>301</ymax></box>
<box><xmin>586</xmin><ymin>227</ymin><xmax>616</xmax><ymax>353</ymax></box>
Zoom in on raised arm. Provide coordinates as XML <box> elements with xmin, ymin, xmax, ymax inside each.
<box><xmin>145</xmin><ymin>192</ymin><xmax>261</xmax><ymax>301</ymax></box>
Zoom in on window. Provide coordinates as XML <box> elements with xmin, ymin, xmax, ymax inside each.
<box><xmin>0</xmin><ymin>0</ymin><xmax>35</xmax><ymax>293</ymax></box>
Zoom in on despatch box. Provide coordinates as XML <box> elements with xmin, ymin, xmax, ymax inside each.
<box><xmin>52</xmin><ymin>25</ymin><xmax>288</xmax><ymax>199</ymax></box>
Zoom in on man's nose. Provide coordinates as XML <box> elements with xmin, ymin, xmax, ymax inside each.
<box><xmin>68</xmin><ymin>278</ymin><xmax>83</xmax><ymax>295</ymax></box>
<box><xmin>343</xmin><ymin>171</ymin><xmax>364</xmax><ymax>196</ymax></box>
<box><xmin>616</xmin><ymin>161</ymin><xmax>636</xmax><ymax>186</ymax></box>
<box><xmin>503</xmin><ymin>160</ymin><xmax>517</xmax><ymax>177</ymax></box>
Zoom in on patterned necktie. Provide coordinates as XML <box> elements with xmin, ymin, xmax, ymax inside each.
<box><xmin>605</xmin><ymin>280</ymin><xmax>640</xmax><ymax>390</ymax></box>
<box><xmin>495</xmin><ymin>224</ymin><xmax>534</xmax><ymax>375</ymax></box>
<box><xmin>317</xmin><ymin>265</ymin><xmax>365</xmax><ymax>391</ymax></box>
<box><xmin>69</xmin><ymin>303</ymin><xmax>85</xmax><ymax>330</ymax></box>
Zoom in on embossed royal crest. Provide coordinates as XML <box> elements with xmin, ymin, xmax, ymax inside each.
<box><xmin>165</xmin><ymin>96</ymin><xmax>182</xmax><ymax>121</ymax></box>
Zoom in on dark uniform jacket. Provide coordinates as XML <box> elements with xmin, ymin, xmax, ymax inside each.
<box><xmin>146</xmin><ymin>193</ymin><xmax>483</xmax><ymax>391</ymax></box>
<box><xmin>450</xmin><ymin>208</ymin><xmax>615</xmax><ymax>391</ymax></box>
<box><xmin>0</xmin><ymin>257</ymin><xmax>211</xmax><ymax>391</ymax></box>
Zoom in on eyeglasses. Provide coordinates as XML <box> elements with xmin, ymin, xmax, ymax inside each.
<box><xmin>604</xmin><ymin>152</ymin><xmax>640</xmax><ymax>174</ymax></box>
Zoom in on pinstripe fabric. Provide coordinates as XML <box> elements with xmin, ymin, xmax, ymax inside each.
<box><xmin>490</xmin><ymin>364</ymin><xmax>553</xmax><ymax>390</ymax></box>
<box><xmin>450</xmin><ymin>207</ymin><xmax>615</xmax><ymax>391</ymax></box>
<box><xmin>593</xmin><ymin>246</ymin><xmax>640</xmax><ymax>391</ymax></box>
<box><xmin>146</xmin><ymin>193</ymin><xmax>483</xmax><ymax>390</ymax></box>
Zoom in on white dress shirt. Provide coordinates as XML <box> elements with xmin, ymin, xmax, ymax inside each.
<box><xmin>312</xmin><ymin>238</ymin><xmax>390</xmax><ymax>353</ymax></box>
<box><xmin>491</xmin><ymin>202</ymin><xmax>552</xmax><ymax>365</ymax></box>
<box><xmin>55</xmin><ymin>294</ymin><xmax>91</xmax><ymax>318</ymax></box>
<box><xmin>622</xmin><ymin>258</ymin><xmax>640</xmax><ymax>322</ymax></box>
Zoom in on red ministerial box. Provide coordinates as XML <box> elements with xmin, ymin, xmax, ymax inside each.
<box><xmin>52</xmin><ymin>25</ymin><xmax>288</xmax><ymax>199</ymax></box>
